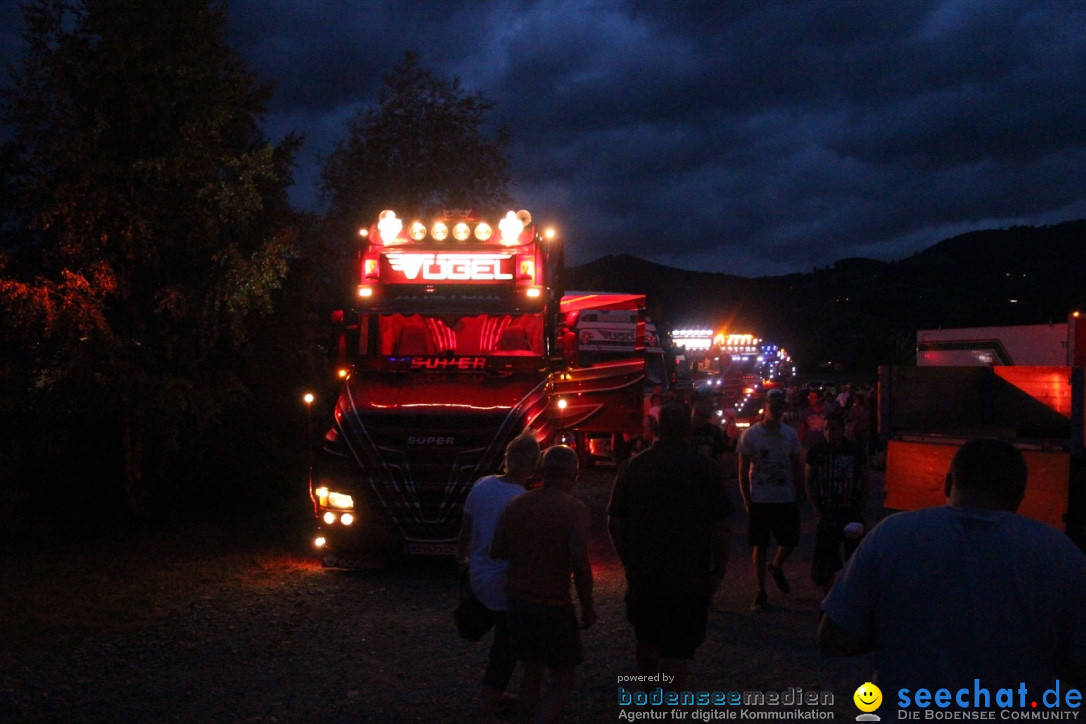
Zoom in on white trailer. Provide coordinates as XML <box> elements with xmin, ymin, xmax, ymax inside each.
<box><xmin>917</xmin><ymin>316</ymin><xmax>1086</xmax><ymax>366</ymax></box>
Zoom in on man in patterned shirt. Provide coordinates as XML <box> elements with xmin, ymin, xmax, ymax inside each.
<box><xmin>804</xmin><ymin>410</ymin><xmax>870</xmax><ymax>593</ymax></box>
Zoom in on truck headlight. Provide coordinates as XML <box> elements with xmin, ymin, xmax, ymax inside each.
<box><xmin>314</xmin><ymin>487</ymin><xmax>354</xmax><ymax>510</ymax></box>
<box><xmin>328</xmin><ymin>492</ymin><xmax>354</xmax><ymax>509</ymax></box>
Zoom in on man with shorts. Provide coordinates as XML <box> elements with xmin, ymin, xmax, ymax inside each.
<box><xmin>609</xmin><ymin>401</ymin><xmax>731</xmax><ymax>691</ymax></box>
<box><xmin>737</xmin><ymin>387</ymin><xmax>803</xmax><ymax>611</ymax></box>
<box><xmin>490</xmin><ymin>445</ymin><xmax>595</xmax><ymax>723</ymax></box>
<box><xmin>456</xmin><ymin>433</ymin><xmax>540</xmax><ymax>723</ymax></box>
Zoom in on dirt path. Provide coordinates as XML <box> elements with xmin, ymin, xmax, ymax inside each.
<box><xmin>0</xmin><ymin>469</ymin><xmax>878</xmax><ymax>722</ymax></box>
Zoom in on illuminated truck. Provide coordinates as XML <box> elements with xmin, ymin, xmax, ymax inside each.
<box><xmin>310</xmin><ymin>210</ymin><xmax>646</xmax><ymax>558</ymax></box>
<box><xmin>561</xmin><ymin>292</ymin><xmax>666</xmax><ymax>463</ymax></box>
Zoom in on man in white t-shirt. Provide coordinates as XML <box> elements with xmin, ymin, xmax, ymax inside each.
<box><xmin>820</xmin><ymin>438</ymin><xmax>1086</xmax><ymax>706</ymax></box>
<box><xmin>737</xmin><ymin>388</ymin><xmax>803</xmax><ymax>612</ymax></box>
<box><xmin>457</xmin><ymin>433</ymin><xmax>541</xmax><ymax>723</ymax></box>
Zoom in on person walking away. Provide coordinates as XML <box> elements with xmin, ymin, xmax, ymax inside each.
<box><xmin>721</xmin><ymin>407</ymin><xmax>740</xmax><ymax>484</ymax></box>
<box><xmin>489</xmin><ymin>445</ymin><xmax>595</xmax><ymax>723</ymax></box>
<box><xmin>737</xmin><ymin>388</ymin><xmax>803</xmax><ymax>611</ymax></box>
<box><xmin>820</xmin><ymin>438</ymin><xmax>1086</xmax><ymax>702</ymax></box>
<box><xmin>835</xmin><ymin>383</ymin><xmax>852</xmax><ymax>411</ymax></box>
<box><xmin>721</xmin><ymin>407</ymin><xmax>739</xmax><ymax>451</ymax></box>
<box><xmin>456</xmin><ymin>433</ymin><xmax>541</xmax><ymax>723</ymax></box>
<box><xmin>608</xmin><ymin>401</ymin><xmax>731</xmax><ymax>691</ymax></box>
<box><xmin>689</xmin><ymin>386</ymin><xmax>727</xmax><ymax>472</ymax></box>
<box><xmin>643</xmin><ymin>392</ymin><xmax>664</xmax><ymax>448</ymax></box>
<box><xmin>798</xmin><ymin>390</ymin><xmax>831</xmax><ymax>454</ymax></box>
<box><xmin>845</xmin><ymin>391</ymin><xmax>871</xmax><ymax>456</ymax></box>
<box><xmin>803</xmin><ymin>411</ymin><xmax>869</xmax><ymax>594</ymax></box>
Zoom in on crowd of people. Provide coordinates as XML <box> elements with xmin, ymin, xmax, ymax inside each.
<box><xmin>456</xmin><ymin>381</ymin><xmax>1086</xmax><ymax>722</ymax></box>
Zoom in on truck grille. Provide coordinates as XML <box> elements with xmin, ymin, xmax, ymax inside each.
<box><xmin>339</xmin><ymin>411</ymin><xmax>519</xmax><ymax>542</ymax></box>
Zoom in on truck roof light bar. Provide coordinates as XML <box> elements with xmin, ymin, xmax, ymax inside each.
<box><xmin>371</xmin><ymin>210</ymin><xmax>538</xmax><ymax>246</ymax></box>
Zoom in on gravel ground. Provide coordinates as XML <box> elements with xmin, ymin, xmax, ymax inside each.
<box><xmin>0</xmin><ymin>468</ymin><xmax>883</xmax><ymax>723</ymax></box>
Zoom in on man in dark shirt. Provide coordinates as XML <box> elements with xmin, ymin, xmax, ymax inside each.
<box><xmin>608</xmin><ymin>401</ymin><xmax>731</xmax><ymax>691</ymax></box>
<box><xmin>689</xmin><ymin>386</ymin><xmax>727</xmax><ymax>471</ymax></box>
<box><xmin>804</xmin><ymin>410</ymin><xmax>869</xmax><ymax>593</ymax></box>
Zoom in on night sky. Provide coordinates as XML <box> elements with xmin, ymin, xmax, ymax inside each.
<box><xmin>4</xmin><ymin>1</ymin><xmax>1086</xmax><ymax>277</ymax></box>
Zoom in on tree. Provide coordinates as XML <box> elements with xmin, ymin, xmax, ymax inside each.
<box><xmin>321</xmin><ymin>51</ymin><xmax>512</xmax><ymax>234</ymax></box>
<box><xmin>0</xmin><ymin>0</ymin><xmax>301</xmax><ymax>517</ymax></box>
<box><xmin>313</xmin><ymin>52</ymin><xmax>513</xmax><ymax>314</ymax></box>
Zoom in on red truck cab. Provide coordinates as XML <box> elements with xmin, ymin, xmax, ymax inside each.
<box><xmin>310</xmin><ymin>210</ymin><xmax>646</xmax><ymax>560</ymax></box>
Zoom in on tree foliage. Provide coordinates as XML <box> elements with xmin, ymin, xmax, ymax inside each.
<box><xmin>312</xmin><ymin>52</ymin><xmax>513</xmax><ymax>314</ymax></box>
<box><xmin>0</xmin><ymin>0</ymin><xmax>301</xmax><ymax>517</ymax></box>
<box><xmin>321</xmin><ymin>51</ymin><xmax>512</xmax><ymax>233</ymax></box>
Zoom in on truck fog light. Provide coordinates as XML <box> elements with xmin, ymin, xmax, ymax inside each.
<box><xmin>340</xmin><ymin>513</ymin><xmax>354</xmax><ymax>526</ymax></box>
<box><xmin>323</xmin><ymin>511</ymin><xmax>337</xmax><ymax>525</ymax></box>
<box><xmin>314</xmin><ymin>536</ymin><xmax>326</xmax><ymax>548</ymax></box>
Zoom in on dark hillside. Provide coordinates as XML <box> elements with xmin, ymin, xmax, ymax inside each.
<box><xmin>567</xmin><ymin>220</ymin><xmax>1086</xmax><ymax>373</ymax></box>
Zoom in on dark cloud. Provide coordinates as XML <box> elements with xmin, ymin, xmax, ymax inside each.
<box><xmin>4</xmin><ymin>0</ymin><xmax>1086</xmax><ymax>276</ymax></box>
<box><xmin>0</xmin><ymin>6</ymin><xmax>26</xmax><ymax>89</ymax></box>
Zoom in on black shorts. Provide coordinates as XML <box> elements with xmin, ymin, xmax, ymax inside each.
<box><xmin>811</xmin><ymin>510</ymin><xmax>863</xmax><ymax>586</ymax></box>
<box><xmin>625</xmin><ymin>578</ymin><xmax>712</xmax><ymax>659</ymax></box>
<box><xmin>747</xmin><ymin>502</ymin><xmax>800</xmax><ymax>548</ymax></box>
<box><xmin>507</xmin><ymin>595</ymin><xmax>583</xmax><ymax>668</ymax></box>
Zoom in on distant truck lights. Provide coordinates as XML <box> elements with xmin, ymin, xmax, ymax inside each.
<box><xmin>673</xmin><ymin>329</ymin><xmax>792</xmax><ymax>363</ymax></box>
<box><xmin>714</xmin><ymin>333</ymin><xmax>761</xmax><ymax>361</ymax></box>
<box><xmin>672</xmin><ymin>328</ymin><xmax>714</xmax><ymax>351</ymax></box>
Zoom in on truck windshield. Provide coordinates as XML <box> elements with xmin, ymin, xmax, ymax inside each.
<box><xmin>374</xmin><ymin>313</ymin><xmax>543</xmax><ymax>357</ymax></box>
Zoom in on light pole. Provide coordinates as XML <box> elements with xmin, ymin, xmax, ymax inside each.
<box><xmin>556</xmin><ymin>397</ymin><xmax>573</xmax><ymax>447</ymax></box>
<box><xmin>303</xmin><ymin>392</ymin><xmax>314</xmax><ymax>477</ymax></box>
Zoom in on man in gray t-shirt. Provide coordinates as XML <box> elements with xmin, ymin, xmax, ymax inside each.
<box><xmin>737</xmin><ymin>388</ymin><xmax>803</xmax><ymax>611</ymax></box>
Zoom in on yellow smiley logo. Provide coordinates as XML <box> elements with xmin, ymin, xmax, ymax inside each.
<box><xmin>854</xmin><ymin>682</ymin><xmax>882</xmax><ymax>712</ymax></box>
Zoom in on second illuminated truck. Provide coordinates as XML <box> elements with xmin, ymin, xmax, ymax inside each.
<box><xmin>310</xmin><ymin>210</ymin><xmax>648</xmax><ymax>558</ymax></box>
